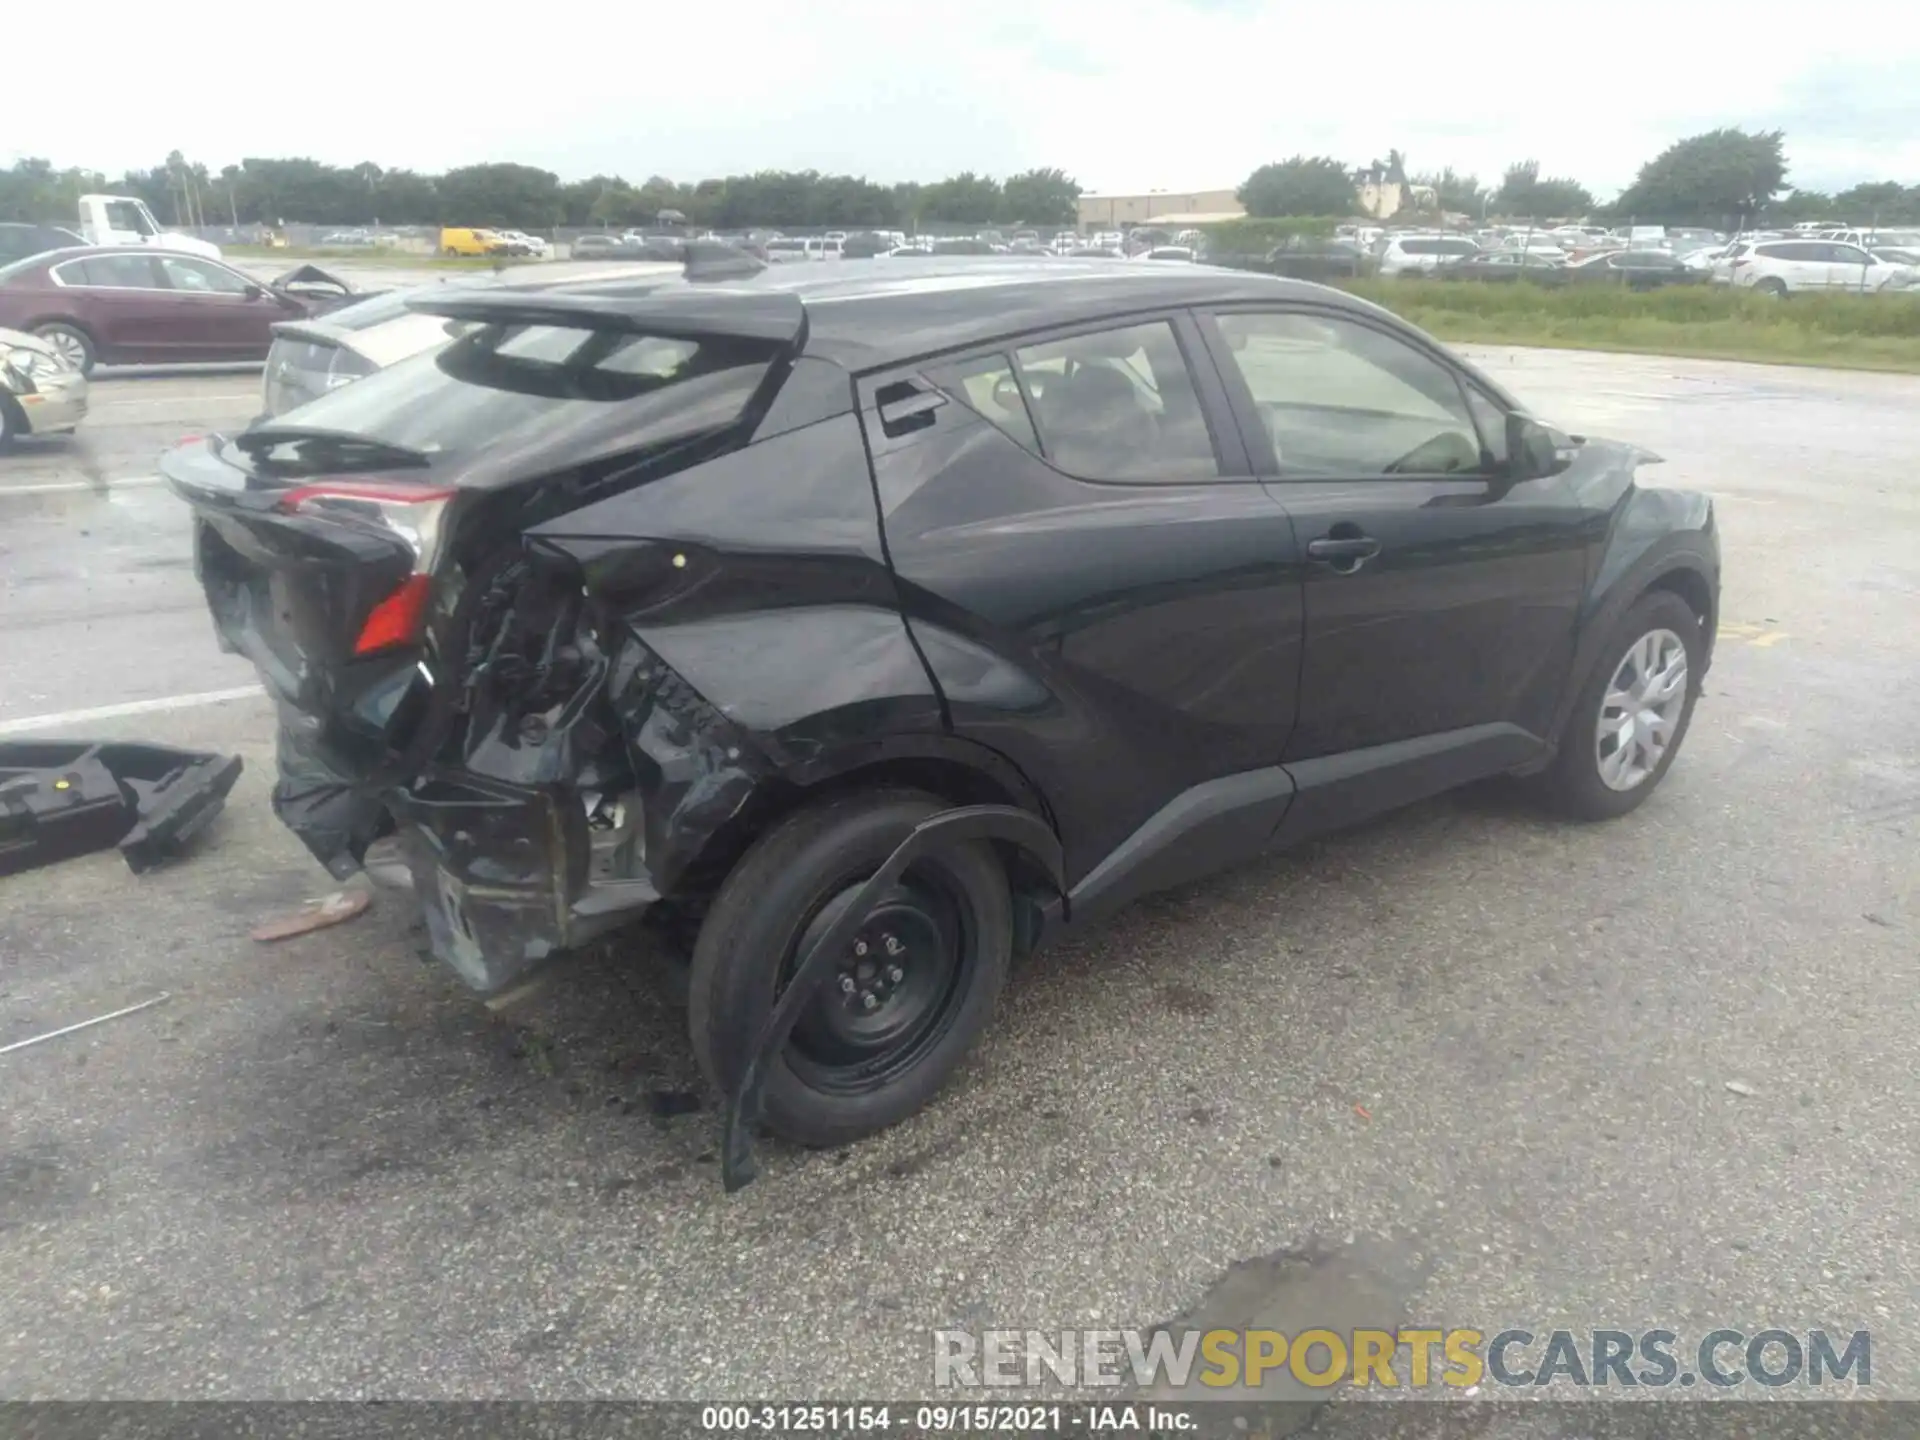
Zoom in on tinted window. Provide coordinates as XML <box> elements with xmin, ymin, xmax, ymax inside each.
<box><xmin>1827</xmin><ymin>245</ymin><xmax>1872</xmax><ymax>265</ymax></box>
<box><xmin>255</xmin><ymin>321</ymin><xmax>775</xmax><ymax>461</ymax></box>
<box><xmin>927</xmin><ymin>352</ymin><xmax>1041</xmax><ymax>454</ymax></box>
<box><xmin>64</xmin><ymin>254</ymin><xmax>163</xmax><ymax>288</ymax></box>
<box><xmin>1759</xmin><ymin>242</ymin><xmax>1817</xmax><ymax>262</ymax></box>
<box><xmin>157</xmin><ymin>255</ymin><xmax>252</xmax><ymax>294</ymax></box>
<box><xmin>1214</xmin><ymin>310</ymin><xmax>1485</xmax><ymax>478</ymax></box>
<box><xmin>1013</xmin><ymin>320</ymin><xmax>1218</xmax><ymax>482</ymax></box>
<box><xmin>102</xmin><ymin>201</ymin><xmax>156</xmax><ymax>236</ymax></box>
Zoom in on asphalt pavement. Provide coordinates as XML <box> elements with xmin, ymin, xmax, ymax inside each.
<box><xmin>1</xmin><ymin>346</ymin><xmax>1916</xmax><ymax>1428</ymax></box>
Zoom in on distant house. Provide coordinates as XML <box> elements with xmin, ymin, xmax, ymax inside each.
<box><xmin>1351</xmin><ymin>166</ymin><xmax>1406</xmax><ymax>220</ymax></box>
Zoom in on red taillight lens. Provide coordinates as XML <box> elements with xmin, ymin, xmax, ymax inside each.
<box><xmin>277</xmin><ymin>480</ymin><xmax>458</xmax><ymax>570</ymax></box>
<box><xmin>353</xmin><ymin>574</ymin><xmax>434</xmax><ymax>656</ymax></box>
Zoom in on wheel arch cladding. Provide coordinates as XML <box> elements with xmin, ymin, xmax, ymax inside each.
<box><xmin>665</xmin><ymin>739</ymin><xmax>1057</xmax><ymax>906</ymax></box>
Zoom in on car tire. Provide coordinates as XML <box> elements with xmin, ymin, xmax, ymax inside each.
<box><xmin>34</xmin><ymin>323</ymin><xmax>95</xmax><ymax>376</ymax></box>
<box><xmin>687</xmin><ymin>788</ymin><xmax>1012</xmax><ymax>1149</ymax></box>
<box><xmin>1756</xmin><ymin>278</ymin><xmax>1788</xmax><ymax>297</ymax></box>
<box><xmin>1538</xmin><ymin>590</ymin><xmax>1704</xmax><ymax>822</ymax></box>
<box><xmin>0</xmin><ymin>393</ymin><xmax>19</xmax><ymax>450</ymax></box>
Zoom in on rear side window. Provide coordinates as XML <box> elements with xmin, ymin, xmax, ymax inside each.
<box><xmin>926</xmin><ymin>352</ymin><xmax>1041</xmax><ymax>453</ymax></box>
<box><xmin>1012</xmin><ymin>320</ymin><xmax>1219</xmax><ymax>483</ymax></box>
<box><xmin>62</xmin><ymin>254</ymin><xmax>163</xmax><ymax>288</ymax></box>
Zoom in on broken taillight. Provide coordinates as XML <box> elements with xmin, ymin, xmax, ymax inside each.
<box><xmin>277</xmin><ymin>480</ymin><xmax>460</xmax><ymax>659</ymax></box>
<box><xmin>353</xmin><ymin>574</ymin><xmax>434</xmax><ymax>656</ymax></box>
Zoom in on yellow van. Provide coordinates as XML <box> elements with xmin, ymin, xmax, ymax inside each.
<box><xmin>439</xmin><ymin>227</ymin><xmax>505</xmax><ymax>257</ymax></box>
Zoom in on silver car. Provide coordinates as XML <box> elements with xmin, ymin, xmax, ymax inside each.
<box><xmin>0</xmin><ymin>326</ymin><xmax>88</xmax><ymax>447</ymax></box>
<box><xmin>258</xmin><ymin>260</ymin><xmax>684</xmax><ymax>419</ymax></box>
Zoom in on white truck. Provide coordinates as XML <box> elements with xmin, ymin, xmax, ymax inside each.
<box><xmin>73</xmin><ymin>194</ymin><xmax>222</xmax><ymax>259</ymax></box>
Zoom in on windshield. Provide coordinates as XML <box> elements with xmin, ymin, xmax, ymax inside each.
<box><xmin>254</xmin><ymin>319</ymin><xmax>778</xmax><ymax>479</ymax></box>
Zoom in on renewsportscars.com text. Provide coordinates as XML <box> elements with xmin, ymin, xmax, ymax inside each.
<box><xmin>932</xmin><ymin>1327</ymin><xmax>1872</xmax><ymax>1390</ymax></box>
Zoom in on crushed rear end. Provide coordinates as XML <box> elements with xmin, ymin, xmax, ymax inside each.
<box><xmin>163</xmin><ymin>271</ymin><xmax>815</xmax><ymax>995</ymax></box>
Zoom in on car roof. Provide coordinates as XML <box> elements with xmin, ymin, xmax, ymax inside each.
<box><xmin>651</xmin><ymin>257</ymin><xmax>1406</xmax><ymax>368</ymax></box>
<box><xmin>9</xmin><ymin>244</ymin><xmax>224</xmax><ymax>267</ymax></box>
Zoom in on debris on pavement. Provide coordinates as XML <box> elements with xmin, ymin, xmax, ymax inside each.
<box><xmin>0</xmin><ymin>992</ymin><xmax>171</xmax><ymax>1057</ymax></box>
<box><xmin>1724</xmin><ymin>1079</ymin><xmax>1757</xmax><ymax>1097</ymax></box>
<box><xmin>249</xmin><ymin>888</ymin><xmax>372</xmax><ymax>943</ymax></box>
<box><xmin>0</xmin><ymin>740</ymin><xmax>243</xmax><ymax>877</ymax></box>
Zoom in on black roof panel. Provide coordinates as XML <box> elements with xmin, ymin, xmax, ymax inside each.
<box><xmin>549</xmin><ymin>257</ymin><xmax>1374</xmax><ymax>369</ymax></box>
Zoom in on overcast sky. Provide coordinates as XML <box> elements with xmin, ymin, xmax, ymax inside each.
<box><xmin>11</xmin><ymin>0</ymin><xmax>1919</xmax><ymax>198</ymax></box>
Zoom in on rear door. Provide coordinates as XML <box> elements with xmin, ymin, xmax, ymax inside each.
<box><xmin>861</xmin><ymin>311</ymin><xmax>1306</xmax><ymax>883</ymax></box>
<box><xmin>1824</xmin><ymin>242</ymin><xmax>1875</xmax><ymax>292</ymax></box>
<box><xmin>53</xmin><ymin>253</ymin><xmax>173</xmax><ymax>359</ymax></box>
<box><xmin>1773</xmin><ymin>241</ymin><xmax>1827</xmax><ymax>290</ymax></box>
<box><xmin>1193</xmin><ymin>303</ymin><xmax>1588</xmax><ymax>807</ymax></box>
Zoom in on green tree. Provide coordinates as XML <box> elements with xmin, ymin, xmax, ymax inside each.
<box><xmin>1610</xmin><ymin>128</ymin><xmax>1787</xmax><ymax>227</ymax></box>
<box><xmin>999</xmin><ymin>168</ymin><xmax>1081</xmax><ymax>225</ymax></box>
<box><xmin>919</xmin><ymin>171</ymin><xmax>1003</xmax><ymax>225</ymax></box>
<box><xmin>1829</xmin><ymin>181</ymin><xmax>1920</xmax><ymax>224</ymax></box>
<box><xmin>1495</xmin><ymin>160</ymin><xmax>1593</xmax><ymax>220</ymax></box>
<box><xmin>436</xmin><ymin>162</ymin><xmax>563</xmax><ymax>228</ymax></box>
<box><xmin>1237</xmin><ymin>156</ymin><xmax>1356</xmax><ymax>218</ymax></box>
<box><xmin>1414</xmin><ymin>167</ymin><xmax>1488</xmax><ymax>216</ymax></box>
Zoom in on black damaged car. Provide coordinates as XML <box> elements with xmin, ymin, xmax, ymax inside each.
<box><xmin>162</xmin><ymin>249</ymin><xmax>1720</xmax><ymax>1187</ymax></box>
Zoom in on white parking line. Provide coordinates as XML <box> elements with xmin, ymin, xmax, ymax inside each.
<box><xmin>0</xmin><ymin>686</ymin><xmax>266</xmax><ymax>737</ymax></box>
<box><xmin>0</xmin><ymin>476</ymin><xmax>167</xmax><ymax>496</ymax></box>
<box><xmin>89</xmin><ymin>394</ymin><xmax>259</xmax><ymax>408</ymax></box>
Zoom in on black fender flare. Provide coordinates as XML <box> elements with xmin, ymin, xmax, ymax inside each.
<box><xmin>719</xmin><ymin>803</ymin><xmax>1065</xmax><ymax>1192</ymax></box>
<box><xmin>1547</xmin><ymin>537</ymin><xmax>1718</xmax><ymax>752</ymax></box>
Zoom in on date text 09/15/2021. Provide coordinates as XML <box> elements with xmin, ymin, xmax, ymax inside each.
<box><xmin>699</xmin><ymin>1403</ymin><xmax>1194</xmax><ymax>1432</ymax></box>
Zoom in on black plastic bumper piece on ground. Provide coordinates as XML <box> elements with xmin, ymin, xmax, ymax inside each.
<box><xmin>0</xmin><ymin>740</ymin><xmax>245</xmax><ymax>878</ymax></box>
<box><xmin>719</xmin><ymin>804</ymin><xmax>1066</xmax><ymax>1193</ymax></box>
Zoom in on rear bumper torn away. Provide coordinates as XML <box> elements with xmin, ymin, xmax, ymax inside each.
<box><xmin>0</xmin><ymin>741</ymin><xmax>244</xmax><ymax>877</ymax></box>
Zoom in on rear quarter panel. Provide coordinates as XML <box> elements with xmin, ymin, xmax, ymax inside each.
<box><xmin>526</xmin><ymin>407</ymin><xmax>942</xmax><ymax>772</ymax></box>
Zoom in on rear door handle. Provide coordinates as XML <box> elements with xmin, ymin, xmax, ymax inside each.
<box><xmin>1306</xmin><ymin>535</ymin><xmax>1382</xmax><ymax>562</ymax></box>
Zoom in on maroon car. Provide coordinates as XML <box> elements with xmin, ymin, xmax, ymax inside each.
<box><xmin>0</xmin><ymin>247</ymin><xmax>355</xmax><ymax>374</ymax></box>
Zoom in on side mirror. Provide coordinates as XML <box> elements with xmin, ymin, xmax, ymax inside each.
<box><xmin>242</xmin><ymin>283</ymin><xmax>265</xmax><ymax>301</ymax></box>
<box><xmin>1506</xmin><ymin>413</ymin><xmax>1565</xmax><ymax>481</ymax></box>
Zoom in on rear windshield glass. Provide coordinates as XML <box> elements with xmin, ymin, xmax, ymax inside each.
<box><xmin>253</xmin><ymin>320</ymin><xmax>776</xmax><ymax>463</ymax></box>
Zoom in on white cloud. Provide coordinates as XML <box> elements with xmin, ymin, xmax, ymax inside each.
<box><xmin>7</xmin><ymin>0</ymin><xmax>1919</xmax><ymax>197</ymax></box>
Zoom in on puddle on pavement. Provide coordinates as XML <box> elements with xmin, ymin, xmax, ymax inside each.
<box><xmin>1134</xmin><ymin>1233</ymin><xmax>1433</xmax><ymax>1417</ymax></box>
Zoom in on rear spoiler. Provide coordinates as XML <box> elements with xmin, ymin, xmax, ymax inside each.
<box><xmin>406</xmin><ymin>284</ymin><xmax>806</xmax><ymax>348</ymax></box>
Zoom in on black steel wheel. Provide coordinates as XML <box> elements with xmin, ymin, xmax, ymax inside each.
<box><xmin>687</xmin><ymin>789</ymin><xmax>1012</xmax><ymax>1148</ymax></box>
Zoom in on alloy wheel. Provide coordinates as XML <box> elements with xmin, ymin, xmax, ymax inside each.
<box><xmin>1595</xmin><ymin>627</ymin><xmax>1689</xmax><ymax>792</ymax></box>
<box><xmin>41</xmin><ymin>329</ymin><xmax>87</xmax><ymax>370</ymax></box>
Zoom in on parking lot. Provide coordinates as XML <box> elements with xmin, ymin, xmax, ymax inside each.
<box><xmin>2</xmin><ymin>342</ymin><xmax>1917</xmax><ymax>1415</ymax></box>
